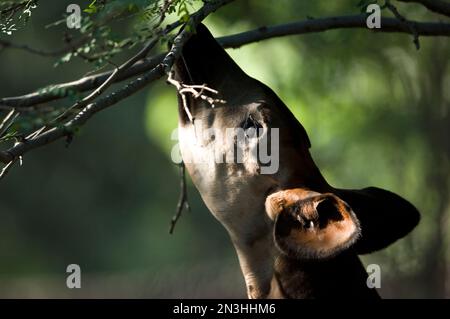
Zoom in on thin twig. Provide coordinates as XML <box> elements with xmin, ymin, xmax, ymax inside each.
<box><xmin>52</xmin><ymin>37</ymin><xmax>159</xmax><ymax>124</ymax></box>
<box><xmin>0</xmin><ymin>54</ymin><xmax>164</xmax><ymax>108</ymax></box>
<box><xmin>386</xmin><ymin>0</ymin><xmax>420</xmax><ymax>49</ymax></box>
<box><xmin>169</xmin><ymin>162</ymin><xmax>190</xmax><ymax>234</ymax></box>
<box><xmin>158</xmin><ymin>0</ymin><xmax>174</xmax><ymax>25</ymax></box>
<box><xmin>167</xmin><ymin>71</ymin><xmax>225</xmax><ymax>122</ymax></box>
<box><xmin>0</xmin><ymin>37</ymin><xmax>90</xmax><ymax>57</ymax></box>
<box><xmin>0</xmin><ymin>109</ymin><xmax>19</xmax><ymax>138</ymax></box>
<box><xmin>25</xmin><ymin>125</ymin><xmax>45</xmax><ymax>140</ymax></box>
<box><xmin>41</xmin><ymin>16</ymin><xmax>183</xmax><ymax>126</ymax></box>
<box><xmin>0</xmin><ymin>1</ymin><xmax>28</xmax><ymax>15</ymax></box>
<box><xmin>0</xmin><ymin>63</ymin><xmax>165</xmax><ymax>165</ymax></box>
<box><xmin>0</xmin><ymin>160</ymin><xmax>15</xmax><ymax>180</ymax></box>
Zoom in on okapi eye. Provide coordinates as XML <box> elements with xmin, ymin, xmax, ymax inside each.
<box><xmin>242</xmin><ymin>115</ymin><xmax>262</xmax><ymax>139</ymax></box>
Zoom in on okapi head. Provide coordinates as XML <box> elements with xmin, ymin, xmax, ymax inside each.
<box><xmin>173</xmin><ymin>24</ymin><xmax>420</xmax><ymax>299</ymax></box>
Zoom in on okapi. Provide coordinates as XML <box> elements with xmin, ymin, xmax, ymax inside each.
<box><xmin>173</xmin><ymin>24</ymin><xmax>420</xmax><ymax>299</ymax></box>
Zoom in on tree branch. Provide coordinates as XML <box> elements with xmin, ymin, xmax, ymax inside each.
<box><xmin>0</xmin><ymin>37</ymin><xmax>89</xmax><ymax>57</ymax></box>
<box><xmin>50</xmin><ymin>16</ymin><xmax>185</xmax><ymax>123</ymax></box>
<box><xmin>397</xmin><ymin>0</ymin><xmax>450</xmax><ymax>18</ymax></box>
<box><xmin>386</xmin><ymin>0</ymin><xmax>421</xmax><ymax>49</ymax></box>
<box><xmin>218</xmin><ymin>15</ymin><xmax>450</xmax><ymax>48</ymax></box>
<box><xmin>0</xmin><ymin>0</ymin><xmax>31</xmax><ymax>16</ymax></box>
<box><xmin>0</xmin><ymin>0</ymin><xmax>234</xmax><ymax>165</ymax></box>
<box><xmin>0</xmin><ymin>160</ymin><xmax>15</xmax><ymax>180</ymax></box>
<box><xmin>0</xmin><ymin>63</ymin><xmax>165</xmax><ymax>165</ymax></box>
<box><xmin>0</xmin><ymin>109</ymin><xmax>19</xmax><ymax>138</ymax></box>
<box><xmin>2</xmin><ymin>13</ymin><xmax>450</xmax><ymax>109</ymax></box>
<box><xmin>0</xmin><ymin>54</ymin><xmax>163</xmax><ymax>108</ymax></box>
<box><xmin>51</xmin><ymin>37</ymin><xmax>159</xmax><ymax>124</ymax></box>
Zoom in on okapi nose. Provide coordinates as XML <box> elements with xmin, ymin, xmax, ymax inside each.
<box><xmin>315</xmin><ymin>197</ymin><xmax>345</xmax><ymax>228</ymax></box>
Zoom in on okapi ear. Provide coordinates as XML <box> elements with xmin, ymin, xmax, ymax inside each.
<box><xmin>266</xmin><ymin>191</ymin><xmax>361</xmax><ymax>260</ymax></box>
<box><xmin>335</xmin><ymin>187</ymin><xmax>421</xmax><ymax>254</ymax></box>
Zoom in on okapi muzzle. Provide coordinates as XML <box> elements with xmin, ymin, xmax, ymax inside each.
<box><xmin>266</xmin><ymin>189</ymin><xmax>361</xmax><ymax>260</ymax></box>
<box><xmin>173</xmin><ymin>24</ymin><xmax>420</xmax><ymax>299</ymax></box>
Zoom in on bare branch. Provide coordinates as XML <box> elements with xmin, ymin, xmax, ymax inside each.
<box><xmin>0</xmin><ymin>37</ymin><xmax>89</xmax><ymax>57</ymax></box>
<box><xmin>50</xmin><ymin>0</ymin><xmax>232</xmax><ymax>125</ymax></box>
<box><xmin>168</xmin><ymin>71</ymin><xmax>194</xmax><ymax>122</ymax></box>
<box><xmin>397</xmin><ymin>0</ymin><xmax>450</xmax><ymax>18</ymax></box>
<box><xmin>0</xmin><ymin>0</ymin><xmax>234</xmax><ymax>108</ymax></box>
<box><xmin>52</xmin><ymin>37</ymin><xmax>159</xmax><ymax>124</ymax></box>
<box><xmin>386</xmin><ymin>0</ymin><xmax>421</xmax><ymax>49</ymax></box>
<box><xmin>167</xmin><ymin>72</ymin><xmax>226</xmax><ymax>123</ymax></box>
<box><xmin>169</xmin><ymin>162</ymin><xmax>190</xmax><ymax>234</ymax></box>
<box><xmin>218</xmin><ymin>15</ymin><xmax>450</xmax><ymax>49</ymax></box>
<box><xmin>0</xmin><ymin>0</ymin><xmax>30</xmax><ymax>16</ymax></box>
<box><xmin>50</xmin><ymin>14</ymin><xmax>185</xmax><ymax>124</ymax></box>
<box><xmin>0</xmin><ymin>63</ymin><xmax>166</xmax><ymax>164</ymax></box>
<box><xmin>0</xmin><ymin>151</ymin><xmax>10</xmax><ymax>164</ymax></box>
<box><xmin>0</xmin><ymin>109</ymin><xmax>19</xmax><ymax>137</ymax></box>
<box><xmin>0</xmin><ymin>160</ymin><xmax>15</xmax><ymax>180</ymax></box>
<box><xmin>0</xmin><ymin>54</ymin><xmax>163</xmax><ymax>108</ymax></box>
<box><xmin>2</xmin><ymin>12</ymin><xmax>450</xmax><ymax>109</ymax></box>
<box><xmin>167</xmin><ymin>71</ymin><xmax>225</xmax><ymax>122</ymax></box>
<box><xmin>0</xmin><ymin>0</ymin><xmax>234</xmax><ymax>166</ymax></box>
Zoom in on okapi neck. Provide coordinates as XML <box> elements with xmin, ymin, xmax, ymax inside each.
<box><xmin>272</xmin><ymin>252</ymin><xmax>381</xmax><ymax>299</ymax></box>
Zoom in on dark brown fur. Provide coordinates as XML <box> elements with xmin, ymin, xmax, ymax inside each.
<box><xmin>273</xmin><ymin>251</ymin><xmax>380</xmax><ymax>299</ymax></box>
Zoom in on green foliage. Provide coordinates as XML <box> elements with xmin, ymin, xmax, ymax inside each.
<box><xmin>84</xmin><ymin>0</ymin><xmax>99</xmax><ymax>14</ymax></box>
<box><xmin>50</xmin><ymin>0</ymin><xmax>198</xmax><ymax>67</ymax></box>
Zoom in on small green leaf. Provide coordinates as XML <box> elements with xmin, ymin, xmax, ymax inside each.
<box><xmin>84</xmin><ymin>0</ymin><xmax>98</xmax><ymax>14</ymax></box>
<box><xmin>180</xmin><ymin>13</ymin><xmax>189</xmax><ymax>23</ymax></box>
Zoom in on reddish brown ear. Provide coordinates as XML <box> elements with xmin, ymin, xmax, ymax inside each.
<box><xmin>266</xmin><ymin>190</ymin><xmax>361</xmax><ymax>260</ymax></box>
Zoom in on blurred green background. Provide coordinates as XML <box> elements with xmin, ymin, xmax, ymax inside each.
<box><xmin>0</xmin><ymin>0</ymin><xmax>448</xmax><ymax>298</ymax></box>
